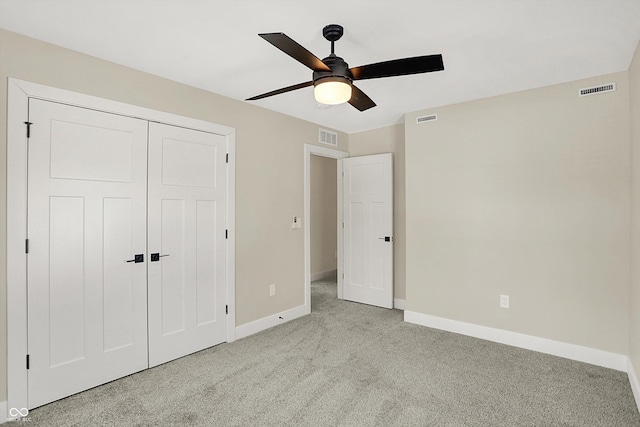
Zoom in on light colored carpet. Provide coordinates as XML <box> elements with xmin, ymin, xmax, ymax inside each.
<box><xmin>23</xmin><ymin>279</ymin><xmax>640</xmax><ymax>426</ymax></box>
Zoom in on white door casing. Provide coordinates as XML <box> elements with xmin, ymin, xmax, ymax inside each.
<box><xmin>27</xmin><ymin>99</ymin><xmax>149</xmax><ymax>408</ymax></box>
<box><xmin>7</xmin><ymin>79</ymin><xmax>236</xmax><ymax>415</ymax></box>
<box><xmin>342</xmin><ymin>153</ymin><xmax>394</xmax><ymax>309</ymax></box>
<box><xmin>147</xmin><ymin>123</ymin><xmax>227</xmax><ymax>367</ymax></box>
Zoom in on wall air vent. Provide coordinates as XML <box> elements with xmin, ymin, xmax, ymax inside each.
<box><xmin>579</xmin><ymin>83</ymin><xmax>616</xmax><ymax>97</ymax></box>
<box><xmin>319</xmin><ymin>128</ymin><xmax>338</xmax><ymax>146</ymax></box>
<box><xmin>416</xmin><ymin>114</ymin><xmax>437</xmax><ymax>123</ymax></box>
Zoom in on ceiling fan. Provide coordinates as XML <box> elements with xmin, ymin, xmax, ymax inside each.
<box><xmin>246</xmin><ymin>24</ymin><xmax>444</xmax><ymax>111</ymax></box>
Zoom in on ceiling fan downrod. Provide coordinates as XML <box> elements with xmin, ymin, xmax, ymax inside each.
<box><xmin>323</xmin><ymin>24</ymin><xmax>343</xmax><ymax>56</ymax></box>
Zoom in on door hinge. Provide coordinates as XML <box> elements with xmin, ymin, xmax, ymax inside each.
<box><xmin>226</xmin><ymin>305</ymin><xmax>228</xmax><ymax>315</ymax></box>
<box><xmin>226</xmin><ymin>153</ymin><xmax>229</xmax><ymax>163</ymax></box>
<box><xmin>25</xmin><ymin>239</ymin><xmax>29</xmax><ymax>254</ymax></box>
<box><xmin>225</xmin><ymin>229</ymin><xmax>228</xmax><ymax>239</ymax></box>
<box><xmin>26</xmin><ymin>354</ymin><xmax>30</xmax><ymax>370</ymax></box>
<box><xmin>24</xmin><ymin>121</ymin><xmax>32</xmax><ymax>138</ymax></box>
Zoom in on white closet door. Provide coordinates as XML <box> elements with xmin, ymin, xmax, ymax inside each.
<box><xmin>342</xmin><ymin>153</ymin><xmax>394</xmax><ymax>308</ymax></box>
<box><xmin>27</xmin><ymin>99</ymin><xmax>149</xmax><ymax>408</ymax></box>
<box><xmin>147</xmin><ymin>122</ymin><xmax>227</xmax><ymax>367</ymax></box>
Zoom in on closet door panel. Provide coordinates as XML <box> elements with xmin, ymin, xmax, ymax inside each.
<box><xmin>147</xmin><ymin>122</ymin><xmax>227</xmax><ymax>367</ymax></box>
<box><xmin>27</xmin><ymin>99</ymin><xmax>148</xmax><ymax>409</ymax></box>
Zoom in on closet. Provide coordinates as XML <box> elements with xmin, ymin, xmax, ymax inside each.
<box><xmin>25</xmin><ymin>98</ymin><xmax>228</xmax><ymax>408</ymax></box>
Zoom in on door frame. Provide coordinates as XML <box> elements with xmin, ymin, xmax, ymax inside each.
<box><xmin>6</xmin><ymin>78</ymin><xmax>236</xmax><ymax>415</ymax></box>
<box><xmin>303</xmin><ymin>144</ymin><xmax>348</xmax><ymax>314</ymax></box>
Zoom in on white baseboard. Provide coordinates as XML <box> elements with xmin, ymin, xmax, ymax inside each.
<box><xmin>393</xmin><ymin>298</ymin><xmax>406</xmax><ymax>310</ymax></box>
<box><xmin>310</xmin><ymin>269</ymin><xmax>337</xmax><ymax>282</ymax></box>
<box><xmin>629</xmin><ymin>358</ymin><xmax>640</xmax><ymax>414</ymax></box>
<box><xmin>0</xmin><ymin>400</ymin><xmax>6</xmax><ymax>424</ymax></box>
<box><xmin>235</xmin><ymin>304</ymin><xmax>307</xmax><ymax>340</ymax></box>
<box><xmin>404</xmin><ymin>310</ymin><xmax>627</xmax><ymax>372</ymax></box>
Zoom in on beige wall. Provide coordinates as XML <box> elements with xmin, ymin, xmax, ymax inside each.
<box><xmin>405</xmin><ymin>73</ymin><xmax>631</xmax><ymax>354</ymax></box>
<box><xmin>630</xmin><ymin>40</ymin><xmax>640</xmax><ymax>379</ymax></box>
<box><xmin>310</xmin><ymin>155</ymin><xmax>337</xmax><ymax>276</ymax></box>
<box><xmin>0</xmin><ymin>29</ymin><xmax>348</xmax><ymax>401</ymax></box>
<box><xmin>349</xmin><ymin>124</ymin><xmax>406</xmax><ymax>301</ymax></box>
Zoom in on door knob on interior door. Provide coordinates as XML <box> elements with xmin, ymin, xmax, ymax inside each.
<box><xmin>150</xmin><ymin>253</ymin><xmax>170</xmax><ymax>262</ymax></box>
<box><xmin>377</xmin><ymin>236</ymin><xmax>393</xmax><ymax>242</ymax></box>
<box><xmin>126</xmin><ymin>254</ymin><xmax>144</xmax><ymax>263</ymax></box>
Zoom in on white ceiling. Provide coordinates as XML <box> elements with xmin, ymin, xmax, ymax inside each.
<box><xmin>1</xmin><ymin>0</ymin><xmax>640</xmax><ymax>134</ymax></box>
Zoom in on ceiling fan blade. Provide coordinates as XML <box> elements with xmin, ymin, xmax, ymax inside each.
<box><xmin>259</xmin><ymin>33</ymin><xmax>331</xmax><ymax>72</ymax></box>
<box><xmin>246</xmin><ymin>81</ymin><xmax>313</xmax><ymax>101</ymax></box>
<box><xmin>349</xmin><ymin>85</ymin><xmax>376</xmax><ymax>111</ymax></box>
<box><xmin>350</xmin><ymin>54</ymin><xmax>444</xmax><ymax>80</ymax></box>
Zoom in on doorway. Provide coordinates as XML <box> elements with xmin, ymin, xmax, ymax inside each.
<box><xmin>303</xmin><ymin>145</ymin><xmax>348</xmax><ymax>314</ymax></box>
<box><xmin>309</xmin><ymin>154</ymin><xmax>339</xmax><ymax>305</ymax></box>
<box><xmin>304</xmin><ymin>145</ymin><xmax>395</xmax><ymax>314</ymax></box>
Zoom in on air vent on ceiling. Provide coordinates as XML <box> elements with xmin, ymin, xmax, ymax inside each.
<box><xmin>319</xmin><ymin>128</ymin><xmax>338</xmax><ymax>146</ymax></box>
<box><xmin>416</xmin><ymin>114</ymin><xmax>437</xmax><ymax>124</ymax></box>
<box><xmin>579</xmin><ymin>83</ymin><xmax>616</xmax><ymax>97</ymax></box>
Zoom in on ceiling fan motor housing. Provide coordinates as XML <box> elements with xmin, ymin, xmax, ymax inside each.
<box><xmin>314</xmin><ymin>24</ymin><xmax>352</xmax><ymax>87</ymax></box>
<box><xmin>313</xmin><ymin>54</ymin><xmax>352</xmax><ymax>87</ymax></box>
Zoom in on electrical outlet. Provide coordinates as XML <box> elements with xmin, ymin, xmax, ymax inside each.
<box><xmin>270</xmin><ymin>283</ymin><xmax>276</xmax><ymax>297</ymax></box>
<box><xmin>500</xmin><ymin>294</ymin><xmax>510</xmax><ymax>309</ymax></box>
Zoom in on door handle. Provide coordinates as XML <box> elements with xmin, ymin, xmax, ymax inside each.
<box><xmin>378</xmin><ymin>236</ymin><xmax>393</xmax><ymax>242</ymax></box>
<box><xmin>126</xmin><ymin>254</ymin><xmax>144</xmax><ymax>263</ymax></box>
<box><xmin>150</xmin><ymin>253</ymin><xmax>170</xmax><ymax>262</ymax></box>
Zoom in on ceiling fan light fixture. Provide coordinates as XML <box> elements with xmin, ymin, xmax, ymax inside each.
<box><xmin>314</xmin><ymin>77</ymin><xmax>352</xmax><ymax>105</ymax></box>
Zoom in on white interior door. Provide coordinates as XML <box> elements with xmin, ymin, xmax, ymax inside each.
<box><xmin>147</xmin><ymin>122</ymin><xmax>227</xmax><ymax>367</ymax></box>
<box><xmin>27</xmin><ymin>99</ymin><xmax>149</xmax><ymax>408</ymax></box>
<box><xmin>342</xmin><ymin>153</ymin><xmax>393</xmax><ymax>308</ymax></box>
